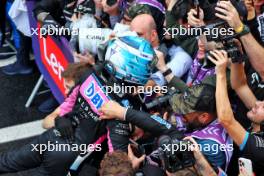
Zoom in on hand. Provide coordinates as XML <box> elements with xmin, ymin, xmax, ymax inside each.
<box><xmin>55</xmin><ymin>117</ymin><xmax>75</xmax><ymax>142</ymax></box>
<box><xmin>71</xmin><ymin>13</ymin><xmax>83</xmax><ymax>22</ymax></box>
<box><xmin>74</xmin><ymin>52</ymin><xmax>95</xmax><ymax>65</ymax></box>
<box><xmin>183</xmin><ymin>136</ymin><xmax>201</xmax><ymax>155</ymax></box>
<box><xmin>71</xmin><ymin>14</ymin><xmax>78</xmax><ymax>22</ymax></box>
<box><xmin>131</xmin><ymin>127</ymin><xmax>144</xmax><ymax>141</ymax></box>
<box><xmin>109</xmin><ymin>32</ymin><xmax>116</xmax><ymax>40</ymax></box>
<box><xmin>99</xmin><ymin>100</ymin><xmax>126</xmax><ymax>120</ymax></box>
<box><xmin>128</xmin><ymin>144</ymin><xmax>146</xmax><ymax>170</ymax></box>
<box><xmin>163</xmin><ymin>111</ymin><xmax>169</xmax><ymax>121</ymax></box>
<box><xmin>187</xmin><ymin>8</ymin><xmax>205</xmax><ymax>27</ymax></box>
<box><xmin>167</xmin><ymin>0</ymin><xmax>177</xmax><ymax>11</ymax></box>
<box><xmin>165</xmin><ymin>0</ymin><xmax>172</xmax><ymax>10</ymax></box>
<box><xmin>155</xmin><ymin>49</ymin><xmax>167</xmax><ymax>72</ymax></box>
<box><xmin>215</xmin><ymin>1</ymin><xmax>243</xmax><ymax>30</ymax></box>
<box><xmin>244</xmin><ymin>0</ymin><xmax>256</xmax><ymax>20</ymax></box>
<box><xmin>66</xmin><ymin>1</ymin><xmax>76</xmax><ymax>8</ymax></box>
<box><xmin>207</xmin><ymin>50</ymin><xmax>230</xmax><ymax>74</ymax></box>
<box><xmin>239</xmin><ymin>166</ymin><xmax>254</xmax><ymax>176</ymax></box>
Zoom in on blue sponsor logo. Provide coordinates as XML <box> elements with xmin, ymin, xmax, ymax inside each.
<box><xmin>85</xmin><ymin>81</ymin><xmax>104</xmax><ymax>110</ymax></box>
<box><xmin>150</xmin><ymin>115</ymin><xmax>171</xmax><ymax>129</ymax></box>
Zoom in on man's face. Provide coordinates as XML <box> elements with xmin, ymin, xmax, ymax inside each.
<box><xmin>130</xmin><ymin>21</ymin><xmax>152</xmax><ymax>43</ymax></box>
<box><xmin>182</xmin><ymin>112</ymin><xmax>205</xmax><ymax>132</ymax></box>
<box><xmin>247</xmin><ymin>101</ymin><xmax>264</xmax><ymax>124</ymax></box>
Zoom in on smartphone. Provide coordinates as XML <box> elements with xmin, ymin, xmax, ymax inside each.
<box><xmin>238</xmin><ymin>157</ymin><xmax>254</xmax><ymax>176</ymax></box>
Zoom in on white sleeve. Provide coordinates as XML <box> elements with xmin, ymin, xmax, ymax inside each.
<box><xmin>167</xmin><ymin>46</ymin><xmax>193</xmax><ymax>78</ymax></box>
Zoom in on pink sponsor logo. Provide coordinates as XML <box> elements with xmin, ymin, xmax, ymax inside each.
<box><xmin>80</xmin><ymin>74</ymin><xmax>110</xmax><ymax>115</ymax></box>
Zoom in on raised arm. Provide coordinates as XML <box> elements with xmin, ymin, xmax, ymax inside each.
<box><xmin>208</xmin><ymin>50</ymin><xmax>246</xmax><ymax>146</ymax></box>
<box><xmin>230</xmin><ymin>63</ymin><xmax>257</xmax><ymax>109</ymax></box>
<box><xmin>99</xmin><ymin>101</ymin><xmax>184</xmax><ymax>138</ymax></box>
<box><xmin>215</xmin><ymin>0</ymin><xmax>264</xmax><ymax>80</ymax></box>
<box><xmin>239</xmin><ymin>34</ymin><xmax>264</xmax><ymax>80</ymax></box>
<box><xmin>155</xmin><ymin>50</ymin><xmax>188</xmax><ymax>93</ymax></box>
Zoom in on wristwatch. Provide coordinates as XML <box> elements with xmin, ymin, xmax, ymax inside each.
<box><xmin>162</xmin><ymin>68</ymin><xmax>172</xmax><ymax>77</ymax></box>
<box><xmin>237</xmin><ymin>25</ymin><xmax>250</xmax><ymax>37</ymax></box>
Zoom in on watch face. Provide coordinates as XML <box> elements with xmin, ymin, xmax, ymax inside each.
<box><xmin>240</xmin><ymin>25</ymin><xmax>250</xmax><ymax>36</ymax></box>
<box><xmin>237</xmin><ymin>25</ymin><xmax>250</xmax><ymax>37</ymax></box>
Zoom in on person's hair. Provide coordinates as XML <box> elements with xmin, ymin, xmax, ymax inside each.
<box><xmin>99</xmin><ymin>151</ymin><xmax>134</xmax><ymax>176</ymax></box>
<box><xmin>62</xmin><ymin>62</ymin><xmax>91</xmax><ymax>83</ymax></box>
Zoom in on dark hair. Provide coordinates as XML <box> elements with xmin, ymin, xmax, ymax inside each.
<box><xmin>62</xmin><ymin>62</ymin><xmax>92</xmax><ymax>83</ymax></box>
<box><xmin>99</xmin><ymin>151</ymin><xmax>134</xmax><ymax>176</ymax></box>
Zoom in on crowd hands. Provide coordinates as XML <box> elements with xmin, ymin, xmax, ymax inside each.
<box><xmin>0</xmin><ymin>0</ymin><xmax>264</xmax><ymax>176</ymax></box>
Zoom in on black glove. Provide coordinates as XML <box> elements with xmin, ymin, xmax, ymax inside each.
<box><xmin>55</xmin><ymin>117</ymin><xmax>75</xmax><ymax>143</ymax></box>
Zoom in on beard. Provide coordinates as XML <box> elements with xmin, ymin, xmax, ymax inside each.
<box><xmin>185</xmin><ymin>119</ymin><xmax>205</xmax><ymax>133</ymax></box>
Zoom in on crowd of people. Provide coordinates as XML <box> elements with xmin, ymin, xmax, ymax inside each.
<box><xmin>0</xmin><ymin>0</ymin><xmax>264</xmax><ymax>175</ymax></box>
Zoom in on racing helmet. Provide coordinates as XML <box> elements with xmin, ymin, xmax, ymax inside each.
<box><xmin>104</xmin><ymin>35</ymin><xmax>157</xmax><ymax>85</ymax></box>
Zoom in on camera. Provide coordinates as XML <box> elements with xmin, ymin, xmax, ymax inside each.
<box><xmin>145</xmin><ymin>88</ymin><xmax>179</xmax><ymax>110</ymax></box>
<box><xmin>205</xmin><ymin>38</ymin><xmax>246</xmax><ymax>64</ymax></box>
<box><xmin>224</xmin><ymin>40</ymin><xmax>245</xmax><ymax>63</ymax></box>
<box><xmin>74</xmin><ymin>0</ymin><xmax>95</xmax><ymax>15</ymax></box>
<box><xmin>158</xmin><ymin>135</ymin><xmax>195</xmax><ymax>173</ymax></box>
<box><xmin>203</xmin><ymin>21</ymin><xmax>246</xmax><ymax>64</ymax></box>
<box><xmin>74</xmin><ymin>5</ymin><xmax>92</xmax><ymax>14</ymax></box>
<box><xmin>144</xmin><ymin>88</ymin><xmax>179</xmax><ymax>118</ymax></box>
<box><xmin>204</xmin><ymin>20</ymin><xmax>235</xmax><ymax>42</ymax></box>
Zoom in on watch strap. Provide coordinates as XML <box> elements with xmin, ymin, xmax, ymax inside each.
<box><xmin>162</xmin><ymin>68</ymin><xmax>172</xmax><ymax>77</ymax></box>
